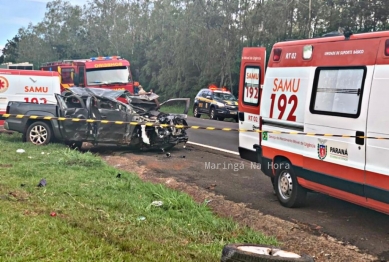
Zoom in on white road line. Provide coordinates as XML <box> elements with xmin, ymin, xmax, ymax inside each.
<box><xmin>187</xmin><ymin>141</ymin><xmax>240</xmax><ymax>155</ymax></box>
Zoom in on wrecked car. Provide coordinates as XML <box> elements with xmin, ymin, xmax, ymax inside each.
<box><xmin>3</xmin><ymin>87</ymin><xmax>190</xmax><ymax>150</ymax></box>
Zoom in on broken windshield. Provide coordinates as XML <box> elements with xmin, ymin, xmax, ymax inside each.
<box><xmin>86</xmin><ymin>66</ymin><xmax>130</xmax><ymax>85</ymax></box>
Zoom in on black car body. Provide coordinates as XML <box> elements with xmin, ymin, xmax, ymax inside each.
<box><xmin>193</xmin><ymin>88</ymin><xmax>238</xmax><ymax>121</ymax></box>
<box><xmin>4</xmin><ymin>87</ymin><xmax>190</xmax><ymax>150</ymax></box>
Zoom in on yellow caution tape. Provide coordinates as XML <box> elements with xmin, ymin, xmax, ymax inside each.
<box><xmin>0</xmin><ymin>113</ymin><xmax>387</xmax><ymax>139</ymax></box>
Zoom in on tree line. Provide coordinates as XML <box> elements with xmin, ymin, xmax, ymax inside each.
<box><xmin>1</xmin><ymin>0</ymin><xmax>388</xmax><ymax>99</ymax></box>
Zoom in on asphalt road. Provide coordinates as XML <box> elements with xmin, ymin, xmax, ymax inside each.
<box><xmin>185</xmin><ymin>116</ymin><xmax>239</xmax><ymax>153</ymax></box>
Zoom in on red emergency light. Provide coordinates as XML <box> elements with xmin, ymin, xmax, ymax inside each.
<box><xmin>273</xmin><ymin>48</ymin><xmax>282</xmax><ymax>61</ymax></box>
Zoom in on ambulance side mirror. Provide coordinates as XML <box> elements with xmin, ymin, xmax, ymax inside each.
<box><xmin>206</xmin><ymin>95</ymin><xmax>212</xmax><ymax>100</ymax></box>
<box><xmin>74</xmin><ymin>73</ymin><xmax>80</xmax><ymax>86</ymax></box>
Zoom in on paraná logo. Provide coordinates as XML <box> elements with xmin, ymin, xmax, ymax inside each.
<box><xmin>0</xmin><ymin>76</ymin><xmax>9</xmax><ymax>93</ymax></box>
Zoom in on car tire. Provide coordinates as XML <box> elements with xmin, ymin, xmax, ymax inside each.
<box><xmin>210</xmin><ymin>108</ymin><xmax>217</xmax><ymax>120</ymax></box>
<box><xmin>26</xmin><ymin>121</ymin><xmax>52</xmax><ymax>146</ymax></box>
<box><xmin>274</xmin><ymin>161</ymin><xmax>307</xmax><ymax>208</ymax></box>
<box><xmin>218</xmin><ymin>117</ymin><xmax>225</xmax><ymax>121</ymax></box>
<box><xmin>221</xmin><ymin>243</ymin><xmax>315</xmax><ymax>262</ymax></box>
<box><xmin>193</xmin><ymin>106</ymin><xmax>201</xmax><ymax>118</ymax></box>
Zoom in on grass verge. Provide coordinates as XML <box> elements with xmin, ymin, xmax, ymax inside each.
<box><xmin>0</xmin><ymin>133</ymin><xmax>278</xmax><ymax>261</ymax></box>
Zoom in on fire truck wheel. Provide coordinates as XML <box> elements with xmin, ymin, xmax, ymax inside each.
<box><xmin>210</xmin><ymin>108</ymin><xmax>217</xmax><ymax>120</ymax></box>
<box><xmin>220</xmin><ymin>243</ymin><xmax>315</xmax><ymax>262</ymax></box>
<box><xmin>193</xmin><ymin>106</ymin><xmax>201</xmax><ymax>118</ymax></box>
<box><xmin>274</xmin><ymin>161</ymin><xmax>307</xmax><ymax>208</ymax></box>
<box><xmin>26</xmin><ymin>121</ymin><xmax>52</xmax><ymax>146</ymax></box>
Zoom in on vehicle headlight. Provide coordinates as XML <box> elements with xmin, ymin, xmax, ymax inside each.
<box><xmin>217</xmin><ymin>103</ymin><xmax>225</xmax><ymax>107</ymax></box>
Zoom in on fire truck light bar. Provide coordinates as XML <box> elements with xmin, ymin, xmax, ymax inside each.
<box><xmin>90</xmin><ymin>56</ymin><xmax>121</xmax><ymax>61</ymax></box>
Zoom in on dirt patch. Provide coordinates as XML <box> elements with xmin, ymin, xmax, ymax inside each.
<box><xmin>102</xmin><ymin>154</ymin><xmax>379</xmax><ymax>262</ymax></box>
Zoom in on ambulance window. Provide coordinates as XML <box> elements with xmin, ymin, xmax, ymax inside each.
<box><xmin>310</xmin><ymin>67</ymin><xmax>366</xmax><ymax>118</ymax></box>
<box><xmin>243</xmin><ymin>66</ymin><xmax>260</xmax><ymax>106</ymax></box>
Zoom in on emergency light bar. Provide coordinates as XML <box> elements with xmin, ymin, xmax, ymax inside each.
<box><xmin>208</xmin><ymin>85</ymin><xmax>230</xmax><ymax>92</ymax></box>
<box><xmin>90</xmin><ymin>56</ymin><xmax>121</xmax><ymax>61</ymax></box>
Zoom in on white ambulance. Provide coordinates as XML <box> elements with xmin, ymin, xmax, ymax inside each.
<box><xmin>238</xmin><ymin>30</ymin><xmax>389</xmax><ymax>215</ymax></box>
<box><xmin>0</xmin><ymin>69</ymin><xmax>60</xmax><ymax>125</ymax></box>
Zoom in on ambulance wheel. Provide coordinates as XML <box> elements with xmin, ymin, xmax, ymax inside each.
<box><xmin>210</xmin><ymin>108</ymin><xmax>217</xmax><ymax>120</ymax></box>
<box><xmin>26</xmin><ymin>121</ymin><xmax>52</xmax><ymax>146</ymax></box>
<box><xmin>193</xmin><ymin>106</ymin><xmax>201</xmax><ymax>118</ymax></box>
<box><xmin>274</xmin><ymin>161</ymin><xmax>307</xmax><ymax>208</ymax></box>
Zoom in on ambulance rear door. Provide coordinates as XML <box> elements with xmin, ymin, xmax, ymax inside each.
<box><xmin>238</xmin><ymin>47</ymin><xmax>266</xmax><ymax>162</ymax></box>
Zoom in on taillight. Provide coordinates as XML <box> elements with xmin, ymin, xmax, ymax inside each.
<box><xmin>273</xmin><ymin>48</ymin><xmax>282</xmax><ymax>61</ymax></box>
<box><xmin>385</xmin><ymin>39</ymin><xmax>389</xmax><ymax>56</ymax></box>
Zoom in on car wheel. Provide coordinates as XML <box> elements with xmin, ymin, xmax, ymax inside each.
<box><xmin>210</xmin><ymin>108</ymin><xmax>217</xmax><ymax>120</ymax></box>
<box><xmin>218</xmin><ymin>117</ymin><xmax>225</xmax><ymax>121</ymax></box>
<box><xmin>274</xmin><ymin>161</ymin><xmax>307</xmax><ymax>208</ymax></box>
<box><xmin>193</xmin><ymin>106</ymin><xmax>201</xmax><ymax>118</ymax></box>
<box><xmin>221</xmin><ymin>243</ymin><xmax>315</xmax><ymax>262</ymax></box>
<box><xmin>26</xmin><ymin>121</ymin><xmax>52</xmax><ymax>145</ymax></box>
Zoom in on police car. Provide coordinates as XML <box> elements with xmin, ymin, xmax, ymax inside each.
<box><xmin>193</xmin><ymin>86</ymin><xmax>239</xmax><ymax>122</ymax></box>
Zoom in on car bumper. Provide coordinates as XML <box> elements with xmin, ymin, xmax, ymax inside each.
<box><xmin>216</xmin><ymin>108</ymin><xmax>238</xmax><ymax>118</ymax></box>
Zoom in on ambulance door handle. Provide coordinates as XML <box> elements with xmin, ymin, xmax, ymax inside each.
<box><xmin>355</xmin><ymin>131</ymin><xmax>365</xmax><ymax>146</ymax></box>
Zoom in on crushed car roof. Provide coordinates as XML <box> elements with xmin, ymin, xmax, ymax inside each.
<box><xmin>65</xmin><ymin>86</ymin><xmax>128</xmax><ymax>100</ymax></box>
<box><xmin>64</xmin><ymin>86</ymin><xmax>160</xmax><ymax>101</ymax></box>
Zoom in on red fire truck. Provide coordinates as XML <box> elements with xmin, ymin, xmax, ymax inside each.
<box><xmin>39</xmin><ymin>56</ymin><xmax>134</xmax><ymax>94</ymax></box>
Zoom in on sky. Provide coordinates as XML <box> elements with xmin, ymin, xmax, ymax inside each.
<box><xmin>0</xmin><ymin>0</ymin><xmax>88</xmax><ymax>56</ymax></box>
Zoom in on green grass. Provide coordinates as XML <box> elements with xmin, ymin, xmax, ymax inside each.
<box><xmin>0</xmin><ymin>133</ymin><xmax>278</xmax><ymax>261</ymax></box>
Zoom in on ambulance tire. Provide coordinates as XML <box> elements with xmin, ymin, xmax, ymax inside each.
<box><xmin>220</xmin><ymin>244</ymin><xmax>315</xmax><ymax>262</ymax></box>
<box><xmin>193</xmin><ymin>106</ymin><xmax>201</xmax><ymax>118</ymax></box>
<box><xmin>274</xmin><ymin>161</ymin><xmax>307</xmax><ymax>208</ymax></box>
<box><xmin>25</xmin><ymin>121</ymin><xmax>52</xmax><ymax>146</ymax></box>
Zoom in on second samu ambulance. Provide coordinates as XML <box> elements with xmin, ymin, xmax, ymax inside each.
<box><xmin>238</xmin><ymin>30</ymin><xmax>389</xmax><ymax>215</ymax></box>
<box><xmin>0</xmin><ymin>69</ymin><xmax>60</xmax><ymax>125</ymax></box>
